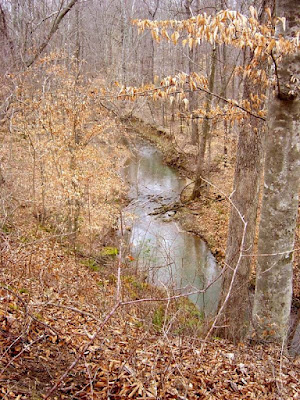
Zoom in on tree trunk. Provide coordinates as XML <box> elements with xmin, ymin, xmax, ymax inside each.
<box><xmin>220</xmin><ymin>112</ymin><xmax>264</xmax><ymax>341</ymax></box>
<box><xmin>217</xmin><ymin>0</ymin><xmax>275</xmax><ymax>342</ymax></box>
<box><xmin>120</xmin><ymin>1</ymin><xmax>127</xmax><ymax>85</ymax></box>
<box><xmin>189</xmin><ymin>48</ymin><xmax>199</xmax><ymax>145</ymax></box>
<box><xmin>184</xmin><ymin>0</ymin><xmax>199</xmax><ymax>144</ymax></box>
<box><xmin>185</xmin><ymin>0</ymin><xmax>199</xmax><ymax>145</ymax></box>
<box><xmin>191</xmin><ymin>46</ymin><xmax>216</xmax><ymax>199</ymax></box>
<box><xmin>0</xmin><ymin>4</ymin><xmax>15</xmax><ymax>66</ymax></box>
<box><xmin>252</xmin><ymin>0</ymin><xmax>300</xmax><ymax>343</ymax></box>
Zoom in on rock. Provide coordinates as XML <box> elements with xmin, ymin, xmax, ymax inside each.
<box><xmin>167</xmin><ymin>211</ymin><xmax>176</xmax><ymax>217</ymax></box>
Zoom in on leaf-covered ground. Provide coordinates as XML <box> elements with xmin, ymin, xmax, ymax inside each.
<box><xmin>0</xmin><ymin>228</ymin><xmax>299</xmax><ymax>400</ymax></box>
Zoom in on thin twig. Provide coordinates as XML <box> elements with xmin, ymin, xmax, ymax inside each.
<box><xmin>1</xmin><ymin>334</ymin><xmax>45</xmax><ymax>375</ymax></box>
<box><xmin>45</xmin><ymin>303</ymin><xmax>101</xmax><ymax>322</ymax></box>
<box><xmin>1</xmin><ymin>287</ymin><xmax>60</xmax><ymax>335</ymax></box>
<box><xmin>0</xmin><ymin>322</ymin><xmax>30</xmax><ymax>362</ymax></box>
<box><xmin>242</xmin><ymin>248</ymin><xmax>299</xmax><ymax>257</ymax></box>
<box><xmin>120</xmin><ymin>269</ymin><xmax>224</xmax><ymax>306</ymax></box>
<box><xmin>100</xmin><ymin>83</ymin><xmax>266</xmax><ymax>122</ymax></box>
<box><xmin>44</xmin><ymin>301</ymin><xmax>121</xmax><ymax>399</ymax></box>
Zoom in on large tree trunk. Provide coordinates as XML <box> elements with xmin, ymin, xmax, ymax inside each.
<box><xmin>220</xmin><ymin>112</ymin><xmax>264</xmax><ymax>341</ymax></box>
<box><xmin>217</xmin><ymin>1</ymin><xmax>275</xmax><ymax>342</ymax></box>
<box><xmin>0</xmin><ymin>4</ymin><xmax>15</xmax><ymax>66</ymax></box>
<box><xmin>252</xmin><ymin>0</ymin><xmax>300</xmax><ymax>343</ymax></box>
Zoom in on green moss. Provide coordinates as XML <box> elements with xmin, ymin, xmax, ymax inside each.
<box><xmin>132</xmin><ymin>280</ymin><xmax>148</xmax><ymax>290</ymax></box>
<box><xmin>108</xmin><ymin>274</ymin><xmax>117</xmax><ymax>284</ymax></box>
<box><xmin>1</xmin><ymin>224</ymin><xmax>12</xmax><ymax>233</ymax></box>
<box><xmin>19</xmin><ymin>288</ymin><xmax>29</xmax><ymax>294</ymax></box>
<box><xmin>81</xmin><ymin>258</ymin><xmax>100</xmax><ymax>272</ymax></box>
<box><xmin>100</xmin><ymin>246</ymin><xmax>118</xmax><ymax>256</ymax></box>
<box><xmin>216</xmin><ymin>206</ymin><xmax>225</xmax><ymax>216</ymax></box>
<box><xmin>38</xmin><ymin>223</ymin><xmax>54</xmax><ymax>233</ymax></box>
<box><xmin>20</xmin><ymin>235</ymin><xmax>31</xmax><ymax>243</ymax></box>
<box><xmin>174</xmin><ymin>298</ymin><xmax>204</xmax><ymax>334</ymax></box>
<box><xmin>121</xmin><ymin>275</ymin><xmax>149</xmax><ymax>300</ymax></box>
<box><xmin>152</xmin><ymin>305</ymin><xmax>165</xmax><ymax>331</ymax></box>
<box><xmin>134</xmin><ymin>320</ymin><xmax>143</xmax><ymax>328</ymax></box>
<box><xmin>122</xmin><ymin>275</ymin><xmax>148</xmax><ymax>291</ymax></box>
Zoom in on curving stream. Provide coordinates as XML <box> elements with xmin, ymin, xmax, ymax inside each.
<box><xmin>123</xmin><ymin>141</ymin><xmax>222</xmax><ymax>316</ymax></box>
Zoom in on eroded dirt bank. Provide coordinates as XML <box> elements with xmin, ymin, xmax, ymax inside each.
<box><xmin>122</xmin><ymin>112</ymin><xmax>299</xmax><ymax>291</ymax></box>
<box><xmin>121</xmin><ymin>114</ymin><xmax>232</xmax><ymax>264</ymax></box>
<box><xmin>121</xmin><ymin>112</ymin><xmax>300</xmax><ymax>339</ymax></box>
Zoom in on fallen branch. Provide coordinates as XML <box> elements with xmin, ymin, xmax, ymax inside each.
<box><xmin>149</xmin><ymin>201</ymin><xmax>184</xmax><ymax>216</ymax></box>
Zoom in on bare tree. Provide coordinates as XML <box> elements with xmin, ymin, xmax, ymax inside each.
<box><xmin>26</xmin><ymin>0</ymin><xmax>79</xmax><ymax>67</ymax></box>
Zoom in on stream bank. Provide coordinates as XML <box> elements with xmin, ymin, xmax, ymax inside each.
<box><xmin>120</xmin><ymin>113</ymin><xmax>300</xmax><ymax>301</ymax></box>
<box><xmin>120</xmin><ymin>113</ymin><xmax>300</xmax><ymax>355</ymax></box>
<box><xmin>123</xmin><ymin>140</ymin><xmax>222</xmax><ymax>315</ymax></box>
<box><xmin>121</xmin><ymin>114</ymin><xmax>230</xmax><ymax>264</ymax></box>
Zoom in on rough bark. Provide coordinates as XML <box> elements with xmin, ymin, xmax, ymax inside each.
<box><xmin>0</xmin><ymin>3</ymin><xmax>15</xmax><ymax>64</ymax></box>
<box><xmin>120</xmin><ymin>4</ymin><xmax>127</xmax><ymax>85</ymax></box>
<box><xmin>220</xmin><ymin>112</ymin><xmax>264</xmax><ymax>341</ymax></box>
<box><xmin>252</xmin><ymin>0</ymin><xmax>300</xmax><ymax>343</ymax></box>
<box><xmin>0</xmin><ymin>163</ymin><xmax>5</xmax><ymax>186</ymax></box>
<box><xmin>218</xmin><ymin>0</ymin><xmax>275</xmax><ymax>342</ymax></box>
<box><xmin>189</xmin><ymin>49</ymin><xmax>199</xmax><ymax>145</ymax></box>
<box><xmin>140</xmin><ymin>0</ymin><xmax>160</xmax><ymax>84</ymax></box>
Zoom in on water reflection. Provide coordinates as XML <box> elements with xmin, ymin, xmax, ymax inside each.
<box><xmin>124</xmin><ymin>143</ymin><xmax>222</xmax><ymax>315</ymax></box>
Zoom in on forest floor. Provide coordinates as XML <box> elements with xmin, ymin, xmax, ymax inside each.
<box><xmin>0</xmin><ymin>101</ymin><xmax>299</xmax><ymax>399</ymax></box>
<box><xmin>1</xmin><ymin>212</ymin><xmax>299</xmax><ymax>399</ymax></box>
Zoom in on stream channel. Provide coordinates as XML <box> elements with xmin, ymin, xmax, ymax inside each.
<box><xmin>123</xmin><ymin>141</ymin><xmax>222</xmax><ymax>316</ymax></box>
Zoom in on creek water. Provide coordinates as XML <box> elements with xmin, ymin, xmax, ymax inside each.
<box><xmin>123</xmin><ymin>142</ymin><xmax>222</xmax><ymax>316</ymax></box>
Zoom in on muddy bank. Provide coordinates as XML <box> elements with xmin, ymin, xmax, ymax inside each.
<box><xmin>121</xmin><ymin>114</ymin><xmax>229</xmax><ymax>263</ymax></box>
<box><xmin>121</xmin><ymin>114</ymin><xmax>194</xmax><ymax>175</ymax></box>
<box><xmin>123</xmin><ymin>141</ymin><xmax>222</xmax><ymax>315</ymax></box>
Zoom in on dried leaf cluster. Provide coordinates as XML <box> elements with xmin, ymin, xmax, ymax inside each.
<box><xmin>133</xmin><ymin>8</ymin><xmax>299</xmax><ymax>56</ymax></box>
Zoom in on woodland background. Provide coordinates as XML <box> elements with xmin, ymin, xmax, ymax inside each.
<box><xmin>0</xmin><ymin>0</ymin><xmax>299</xmax><ymax>399</ymax></box>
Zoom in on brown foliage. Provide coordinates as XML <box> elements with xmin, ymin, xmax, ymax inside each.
<box><xmin>0</xmin><ymin>226</ymin><xmax>299</xmax><ymax>399</ymax></box>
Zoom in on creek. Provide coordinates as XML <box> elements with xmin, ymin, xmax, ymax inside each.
<box><xmin>123</xmin><ymin>141</ymin><xmax>222</xmax><ymax>316</ymax></box>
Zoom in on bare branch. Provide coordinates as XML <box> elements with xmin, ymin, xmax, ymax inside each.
<box><xmin>44</xmin><ymin>301</ymin><xmax>121</xmax><ymax>399</ymax></box>
<box><xmin>26</xmin><ymin>0</ymin><xmax>79</xmax><ymax>68</ymax></box>
<box><xmin>108</xmin><ymin>83</ymin><xmax>266</xmax><ymax>122</ymax></box>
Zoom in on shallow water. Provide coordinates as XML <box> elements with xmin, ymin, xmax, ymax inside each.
<box><xmin>123</xmin><ymin>142</ymin><xmax>222</xmax><ymax>316</ymax></box>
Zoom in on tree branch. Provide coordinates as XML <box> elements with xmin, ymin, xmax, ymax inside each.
<box><xmin>26</xmin><ymin>0</ymin><xmax>79</xmax><ymax>68</ymax></box>
<box><xmin>111</xmin><ymin>83</ymin><xmax>266</xmax><ymax>122</ymax></box>
<box><xmin>195</xmin><ymin>85</ymin><xmax>266</xmax><ymax>121</ymax></box>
